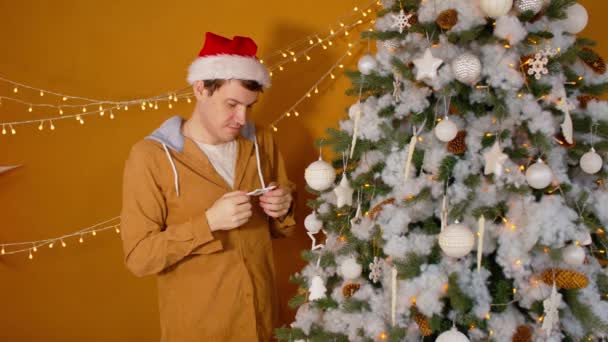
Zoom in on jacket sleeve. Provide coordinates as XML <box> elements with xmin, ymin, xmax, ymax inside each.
<box><xmin>120</xmin><ymin>143</ymin><xmax>222</xmax><ymax>277</ymax></box>
<box><xmin>263</xmin><ymin>130</ymin><xmax>297</xmax><ymax>239</ymax></box>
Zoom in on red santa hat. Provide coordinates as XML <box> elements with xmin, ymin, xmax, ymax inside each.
<box><xmin>187</xmin><ymin>32</ymin><xmax>271</xmax><ymax>88</ymax></box>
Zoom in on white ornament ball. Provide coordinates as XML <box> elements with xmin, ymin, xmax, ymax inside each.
<box><xmin>305</xmin><ymin>158</ymin><xmax>336</xmax><ymax>191</ymax></box>
<box><xmin>580</xmin><ymin>148</ymin><xmax>603</xmax><ymax>174</ymax></box>
<box><xmin>562</xmin><ymin>244</ymin><xmax>586</xmax><ymax>266</ymax></box>
<box><xmin>304</xmin><ymin>212</ymin><xmax>323</xmax><ymax>234</ymax></box>
<box><xmin>358</xmin><ymin>54</ymin><xmax>377</xmax><ymax>75</ymax></box>
<box><xmin>525</xmin><ymin>159</ymin><xmax>553</xmax><ymax>189</ymax></box>
<box><xmin>340</xmin><ymin>257</ymin><xmax>362</xmax><ymax>280</ymax></box>
<box><xmin>560</xmin><ymin>3</ymin><xmax>588</xmax><ymax>34</ymax></box>
<box><xmin>434</xmin><ymin>118</ymin><xmax>458</xmax><ymax>142</ymax></box>
<box><xmin>436</xmin><ymin>327</ymin><xmax>470</xmax><ymax>342</ymax></box>
<box><xmin>515</xmin><ymin>0</ymin><xmax>543</xmax><ymax>14</ymax></box>
<box><xmin>438</xmin><ymin>223</ymin><xmax>475</xmax><ymax>258</ymax></box>
<box><xmin>452</xmin><ymin>53</ymin><xmax>482</xmax><ymax>85</ymax></box>
<box><xmin>479</xmin><ymin>0</ymin><xmax>513</xmax><ymax>18</ymax></box>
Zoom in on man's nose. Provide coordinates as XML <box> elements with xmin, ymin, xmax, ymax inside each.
<box><xmin>235</xmin><ymin>107</ymin><xmax>247</xmax><ymax>125</ymax></box>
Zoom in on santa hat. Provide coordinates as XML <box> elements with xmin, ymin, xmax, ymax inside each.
<box><xmin>187</xmin><ymin>32</ymin><xmax>271</xmax><ymax>88</ymax></box>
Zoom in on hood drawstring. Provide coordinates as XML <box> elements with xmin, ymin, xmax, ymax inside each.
<box><xmin>162</xmin><ymin>143</ymin><xmax>180</xmax><ymax>197</ymax></box>
<box><xmin>161</xmin><ymin>136</ymin><xmax>265</xmax><ymax>198</ymax></box>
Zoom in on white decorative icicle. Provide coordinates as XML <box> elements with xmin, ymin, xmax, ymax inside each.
<box><xmin>477</xmin><ymin>215</ymin><xmax>485</xmax><ymax>273</ymax></box>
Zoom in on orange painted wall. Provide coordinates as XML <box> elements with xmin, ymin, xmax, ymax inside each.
<box><xmin>0</xmin><ymin>0</ymin><xmax>605</xmax><ymax>340</ymax></box>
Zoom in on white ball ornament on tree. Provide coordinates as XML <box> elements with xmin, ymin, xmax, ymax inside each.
<box><xmin>525</xmin><ymin>159</ymin><xmax>553</xmax><ymax>189</ymax></box>
<box><xmin>559</xmin><ymin>3</ymin><xmax>588</xmax><ymax>34</ymax></box>
<box><xmin>562</xmin><ymin>244</ymin><xmax>586</xmax><ymax>266</ymax></box>
<box><xmin>479</xmin><ymin>0</ymin><xmax>513</xmax><ymax>18</ymax></box>
<box><xmin>357</xmin><ymin>54</ymin><xmax>377</xmax><ymax>75</ymax></box>
<box><xmin>438</xmin><ymin>222</ymin><xmax>475</xmax><ymax>258</ymax></box>
<box><xmin>304</xmin><ymin>212</ymin><xmax>323</xmax><ymax>234</ymax></box>
<box><xmin>580</xmin><ymin>148</ymin><xmax>603</xmax><ymax>175</ymax></box>
<box><xmin>340</xmin><ymin>257</ymin><xmax>362</xmax><ymax>280</ymax></box>
<box><xmin>436</xmin><ymin>326</ymin><xmax>470</xmax><ymax>342</ymax></box>
<box><xmin>515</xmin><ymin>0</ymin><xmax>543</xmax><ymax>14</ymax></box>
<box><xmin>434</xmin><ymin>117</ymin><xmax>459</xmax><ymax>142</ymax></box>
<box><xmin>451</xmin><ymin>53</ymin><xmax>482</xmax><ymax>85</ymax></box>
<box><xmin>305</xmin><ymin>157</ymin><xmax>336</xmax><ymax>191</ymax></box>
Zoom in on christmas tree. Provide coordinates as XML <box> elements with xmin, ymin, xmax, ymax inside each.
<box><xmin>277</xmin><ymin>0</ymin><xmax>608</xmax><ymax>341</ymax></box>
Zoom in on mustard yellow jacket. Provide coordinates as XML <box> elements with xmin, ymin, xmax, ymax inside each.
<box><xmin>120</xmin><ymin>116</ymin><xmax>296</xmax><ymax>341</ymax></box>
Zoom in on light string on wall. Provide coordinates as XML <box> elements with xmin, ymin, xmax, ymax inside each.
<box><xmin>0</xmin><ymin>0</ymin><xmax>379</xmax><ymax>134</ymax></box>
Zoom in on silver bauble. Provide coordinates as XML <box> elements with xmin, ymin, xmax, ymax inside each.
<box><xmin>515</xmin><ymin>0</ymin><xmax>543</xmax><ymax>14</ymax></box>
<box><xmin>452</xmin><ymin>53</ymin><xmax>482</xmax><ymax>85</ymax></box>
<box><xmin>357</xmin><ymin>54</ymin><xmax>377</xmax><ymax>75</ymax></box>
<box><xmin>580</xmin><ymin>148</ymin><xmax>603</xmax><ymax>175</ymax></box>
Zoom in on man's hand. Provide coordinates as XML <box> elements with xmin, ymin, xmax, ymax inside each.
<box><xmin>206</xmin><ymin>191</ymin><xmax>252</xmax><ymax>231</ymax></box>
<box><xmin>259</xmin><ymin>183</ymin><xmax>293</xmax><ymax>218</ymax></box>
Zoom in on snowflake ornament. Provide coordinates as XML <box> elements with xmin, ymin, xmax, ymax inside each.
<box><xmin>528</xmin><ymin>52</ymin><xmax>549</xmax><ymax>80</ymax></box>
<box><xmin>368</xmin><ymin>256</ymin><xmax>383</xmax><ymax>283</ymax></box>
<box><xmin>391</xmin><ymin>9</ymin><xmax>413</xmax><ymax>34</ymax></box>
<box><xmin>540</xmin><ymin>45</ymin><xmax>559</xmax><ymax>58</ymax></box>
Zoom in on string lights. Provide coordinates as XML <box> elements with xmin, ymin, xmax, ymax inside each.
<box><xmin>0</xmin><ymin>0</ymin><xmax>378</xmax><ymax>134</ymax></box>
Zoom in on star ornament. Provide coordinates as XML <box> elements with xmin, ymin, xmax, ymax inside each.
<box><xmin>391</xmin><ymin>9</ymin><xmax>413</xmax><ymax>34</ymax></box>
<box><xmin>483</xmin><ymin>140</ymin><xmax>509</xmax><ymax>176</ymax></box>
<box><xmin>413</xmin><ymin>48</ymin><xmax>444</xmax><ymax>81</ymax></box>
<box><xmin>334</xmin><ymin>175</ymin><xmax>354</xmax><ymax>208</ymax></box>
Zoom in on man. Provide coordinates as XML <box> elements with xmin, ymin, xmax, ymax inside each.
<box><xmin>120</xmin><ymin>32</ymin><xmax>296</xmax><ymax>341</ymax></box>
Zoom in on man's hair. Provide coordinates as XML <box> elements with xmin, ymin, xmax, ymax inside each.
<box><xmin>203</xmin><ymin>79</ymin><xmax>263</xmax><ymax>96</ymax></box>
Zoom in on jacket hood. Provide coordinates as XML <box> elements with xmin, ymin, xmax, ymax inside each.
<box><xmin>145</xmin><ymin>115</ymin><xmax>257</xmax><ymax>152</ymax></box>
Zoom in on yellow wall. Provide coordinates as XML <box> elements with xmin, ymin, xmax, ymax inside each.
<box><xmin>0</xmin><ymin>0</ymin><xmax>605</xmax><ymax>340</ymax></box>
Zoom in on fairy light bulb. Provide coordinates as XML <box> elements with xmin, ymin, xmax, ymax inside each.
<box><xmin>186</xmin><ymin>97</ymin><xmax>191</xmax><ymax>103</ymax></box>
<box><xmin>10</xmin><ymin>125</ymin><xmax>16</xmax><ymax>135</ymax></box>
<box><xmin>28</xmin><ymin>106</ymin><xmax>33</xmax><ymax>113</ymax></box>
<box><xmin>62</xmin><ymin>96</ymin><xmax>68</xmax><ymax>101</ymax></box>
<box><xmin>154</xmin><ymin>102</ymin><xmax>159</xmax><ymax>109</ymax></box>
<box><xmin>285</xmin><ymin>112</ymin><xmax>291</xmax><ymax>117</ymax></box>
<box><xmin>2</xmin><ymin>126</ymin><xmax>6</xmax><ymax>135</ymax></box>
<box><xmin>168</xmin><ymin>94</ymin><xmax>173</xmax><ymax>101</ymax></box>
<box><xmin>168</xmin><ymin>103</ymin><xmax>173</xmax><ymax>109</ymax></box>
<box><xmin>292</xmin><ymin>56</ymin><xmax>297</xmax><ymax>62</ymax></box>
<box><xmin>29</xmin><ymin>250</ymin><xmax>33</xmax><ymax>259</ymax></box>
<box><xmin>148</xmin><ymin>101</ymin><xmax>153</xmax><ymax>108</ymax></box>
<box><xmin>330</xmin><ymin>73</ymin><xmax>335</xmax><ymax>79</ymax></box>
<box><xmin>50</xmin><ymin>121</ymin><xmax>55</xmax><ymax>130</ymax></box>
<box><xmin>173</xmin><ymin>95</ymin><xmax>178</xmax><ymax>102</ymax></box>
<box><xmin>306</xmin><ymin>55</ymin><xmax>311</xmax><ymax>61</ymax></box>
<box><xmin>309</xmin><ymin>39</ymin><xmax>314</xmax><ymax>45</ymax></box>
<box><xmin>124</xmin><ymin>105</ymin><xmax>128</xmax><ymax>111</ymax></box>
<box><xmin>49</xmin><ymin>242</ymin><xmax>54</xmax><ymax>248</ymax></box>
<box><xmin>13</xmin><ymin>87</ymin><xmax>18</xmax><ymax>93</ymax></box>
<box><xmin>272</xmin><ymin>125</ymin><xmax>278</xmax><ymax>132</ymax></box>
<box><xmin>79</xmin><ymin>235</ymin><xmax>84</xmax><ymax>243</ymax></box>
<box><xmin>38</xmin><ymin>121</ymin><xmax>44</xmax><ymax>130</ymax></box>
<box><xmin>281</xmin><ymin>52</ymin><xmax>287</xmax><ymax>58</ymax></box>
<box><xmin>59</xmin><ymin>108</ymin><xmax>64</xmax><ymax>115</ymax></box>
<box><xmin>1</xmin><ymin>246</ymin><xmax>4</xmax><ymax>254</ymax></box>
<box><xmin>100</xmin><ymin>110</ymin><xmax>105</xmax><ymax>116</ymax></box>
<box><xmin>39</xmin><ymin>90</ymin><xmax>44</xmax><ymax>96</ymax></box>
<box><xmin>306</xmin><ymin>92</ymin><xmax>311</xmax><ymax>98</ymax></box>
<box><xmin>279</xmin><ymin>65</ymin><xmax>284</xmax><ymax>71</ymax></box>
<box><xmin>110</xmin><ymin>111</ymin><xmax>115</xmax><ymax>120</ymax></box>
<box><xmin>82</xmin><ymin>106</ymin><xmax>87</xmax><ymax>113</ymax></box>
<box><xmin>322</xmin><ymin>44</ymin><xmax>328</xmax><ymax>50</ymax></box>
<box><xmin>61</xmin><ymin>239</ymin><xmax>66</xmax><ymax>247</ymax></box>
<box><xmin>259</xmin><ymin>59</ymin><xmax>264</xmax><ymax>64</ymax></box>
<box><xmin>115</xmin><ymin>227</ymin><xmax>120</xmax><ymax>233</ymax></box>
<box><xmin>92</xmin><ymin>230</ymin><xmax>97</xmax><ymax>236</ymax></box>
<box><xmin>314</xmin><ymin>87</ymin><xmax>319</xmax><ymax>94</ymax></box>
<box><xmin>294</xmin><ymin>111</ymin><xmax>299</xmax><ymax>117</ymax></box>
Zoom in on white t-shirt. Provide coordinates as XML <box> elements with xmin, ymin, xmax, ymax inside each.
<box><xmin>194</xmin><ymin>140</ymin><xmax>237</xmax><ymax>188</ymax></box>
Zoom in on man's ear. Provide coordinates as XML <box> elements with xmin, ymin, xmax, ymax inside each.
<box><xmin>193</xmin><ymin>80</ymin><xmax>206</xmax><ymax>99</ymax></box>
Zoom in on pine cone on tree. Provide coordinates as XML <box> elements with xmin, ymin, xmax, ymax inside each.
<box><xmin>414</xmin><ymin>311</ymin><xmax>432</xmax><ymax>336</ymax></box>
<box><xmin>541</xmin><ymin>268</ymin><xmax>589</xmax><ymax>289</ymax></box>
<box><xmin>512</xmin><ymin>325</ymin><xmax>533</xmax><ymax>342</ymax></box>
<box><xmin>436</xmin><ymin>9</ymin><xmax>458</xmax><ymax>30</ymax></box>
<box><xmin>447</xmin><ymin>131</ymin><xmax>467</xmax><ymax>155</ymax></box>
<box><xmin>581</xmin><ymin>47</ymin><xmax>607</xmax><ymax>74</ymax></box>
<box><xmin>342</xmin><ymin>283</ymin><xmax>360</xmax><ymax>298</ymax></box>
<box><xmin>577</xmin><ymin>94</ymin><xmax>600</xmax><ymax>109</ymax></box>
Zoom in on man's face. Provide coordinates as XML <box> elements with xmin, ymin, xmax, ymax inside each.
<box><xmin>194</xmin><ymin>80</ymin><xmax>259</xmax><ymax>144</ymax></box>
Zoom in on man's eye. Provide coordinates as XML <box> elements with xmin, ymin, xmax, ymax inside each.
<box><xmin>228</xmin><ymin>102</ymin><xmax>237</xmax><ymax>107</ymax></box>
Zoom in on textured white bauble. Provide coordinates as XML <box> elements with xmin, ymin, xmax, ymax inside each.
<box><xmin>452</xmin><ymin>53</ymin><xmax>482</xmax><ymax>84</ymax></box>
<box><xmin>434</xmin><ymin>118</ymin><xmax>458</xmax><ymax>142</ymax></box>
<box><xmin>305</xmin><ymin>158</ymin><xmax>336</xmax><ymax>191</ymax></box>
<box><xmin>438</xmin><ymin>223</ymin><xmax>475</xmax><ymax>258</ymax></box>
<box><xmin>340</xmin><ymin>258</ymin><xmax>362</xmax><ymax>280</ymax></box>
<box><xmin>562</xmin><ymin>244</ymin><xmax>586</xmax><ymax>266</ymax></box>
<box><xmin>580</xmin><ymin>148</ymin><xmax>603</xmax><ymax>174</ymax></box>
<box><xmin>304</xmin><ymin>212</ymin><xmax>323</xmax><ymax>234</ymax></box>
<box><xmin>358</xmin><ymin>54</ymin><xmax>378</xmax><ymax>75</ymax></box>
<box><xmin>436</xmin><ymin>327</ymin><xmax>470</xmax><ymax>342</ymax></box>
<box><xmin>479</xmin><ymin>0</ymin><xmax>514</xmax><ymax>18</ymax></box>
<box><xmin>560</xmin><ymin>3</ymin><xmax>588</xmax><ymax>34</ymax></box>
<box><xmin>515</xmin><ymin>0</ymin><xmax>543</xmax><ymax>14</ymax></box>
<box><xmin>525</xmin><ymin>160</ymin><xmax>553</xmax><ymax>189</ymax></box>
